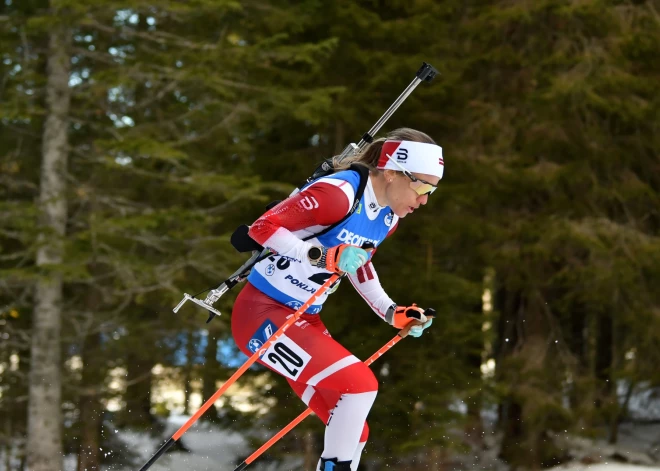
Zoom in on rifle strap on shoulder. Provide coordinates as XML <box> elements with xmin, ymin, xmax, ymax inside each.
<box><xmin>302</xmin><ymin>163</ymin><xmax>370</xmax><ymax>241</ymax></box>
<box><xmin>231</xmin><ymin>164</ymin><xmax>371</xmax><ymax>251</ymax></box>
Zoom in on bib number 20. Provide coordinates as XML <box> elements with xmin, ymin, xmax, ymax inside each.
<box><xmin>262</xmin><ymin>335</ymin><xmax>311</xmax><ymax>381</ymax></box>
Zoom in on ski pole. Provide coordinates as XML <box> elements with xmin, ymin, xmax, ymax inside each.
<box><xmin>232</xmin><ymin>313</ymin><xmax>435</xmax><ymax>471</ymax></box>
<box><xmin>137</xmin><ymin>273</ymin><xmax>341</xmax><ymax>471</ymax></box>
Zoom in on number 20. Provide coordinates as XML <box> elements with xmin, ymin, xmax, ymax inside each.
<box><xmin>267</xmin><ymin>342</ymin><xmax>304</xmax><ymax>376</ymax></box>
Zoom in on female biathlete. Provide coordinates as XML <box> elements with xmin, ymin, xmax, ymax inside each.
<box><xmin>231</xmin><ymin>128</ymin><xmax>444</xmax><ymax>471</ymax></box>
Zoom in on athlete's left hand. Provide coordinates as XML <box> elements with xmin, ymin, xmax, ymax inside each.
<box><xmin>386</xmin><ymin>304</ymin><xmax>434</xmax><ymax>337</ymax></box>
<box><xmin>408</xmin><ymin>317</ymin><xmax>433</xmax><ymax>338</ymax></box>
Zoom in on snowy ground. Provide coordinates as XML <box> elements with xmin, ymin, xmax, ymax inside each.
<box><xmin>4</xmin><ymin>382</ymin><xmax>659</xmax><ymax>470</ymax></box>
<box><xmin>5</xmin><ymin>424</ymin><xmax>660</xmax><ymax>471</ymax></box>
<box><xmin>60</xmin><ymin>415</ymin><xmax>302</xmax><ymax>471</ymax></box>
<box><xmin>103</xmin><ymin>424</ymin><xmax>247</xmax><ymax>471</ymax></box>
<box><xmin>64</xmin><ymin>418</ymin><xmax>658</xmax><ymax>471</ymax></box>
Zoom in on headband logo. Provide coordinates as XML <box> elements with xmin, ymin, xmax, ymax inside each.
<box><xmin>396</xmin><ymin>148</ymin><xmax>408</xmax><ymax>161</ymax></box>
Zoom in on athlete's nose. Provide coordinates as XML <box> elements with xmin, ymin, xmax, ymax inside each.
<box><xmin>417</xmin><ymin>194</ymin><xmax>429</xmax><ymax>205</ymax></box>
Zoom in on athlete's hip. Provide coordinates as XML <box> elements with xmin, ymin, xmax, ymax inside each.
<box><xmin>231</xmin><ymin>282</ymin><xmax>377</xmax><ymax>391</ymax></box>
<box><xmin>247</xmin><ymin>269</ymin><xmax>330</xmax><ymax>314</ymax></box>
<box><xmin>231</xmin><ymin>281</ymin><xmax>326</xmax><ymax>351</ymax></box>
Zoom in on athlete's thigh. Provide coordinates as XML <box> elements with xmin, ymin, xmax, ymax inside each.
<box><xmin>232</xmin><ymin>284</ymin><xmax>376</xmax><ymax>393</ymax></box>
<box><xmin>259</xmin><ymin>318</ymin><xmax>378</xmax><ymax>397</ymax></box>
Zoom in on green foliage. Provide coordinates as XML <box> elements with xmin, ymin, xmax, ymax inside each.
<box><xmin>1</xmin><ymin>0</ymin><xmax>659</xmax><ymax>469</ymax></box>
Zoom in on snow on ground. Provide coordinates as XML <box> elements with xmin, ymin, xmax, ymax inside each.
<box><xmin>551</xmin><ymin>424</ymin><xmax>659</xmax><ymax>467</ymax></box>
<box><xmin>622</xmin><ymin>383</ymin><xmax>660</xmax><ymax>423</ymax></box>
<box><xmin>60</xmin><ymin>414</ymin><xmax>302</xmax><ymax>471</ymax></box>
<box><xmin>616</xmin><ymin>422</ymin><xmax>660</xmax><ymax>460</ymax></box>
<box><xmin>9</xmin><ymin>386</ymin><xmax>659</xmax><ymax>471</ymax></box>
<box><xmin>117</xmin><ymin>426</ymin><xmax>246</xmax><ymax>470</ymax></box>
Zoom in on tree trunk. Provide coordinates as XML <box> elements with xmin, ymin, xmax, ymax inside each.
<box><xmin>303</xmin><ymin>429</ymin><xmax>316</xmax><ymax>470</ymax></box>
<box><xmin>4</xmin><ymin>417</ymin><xmax>11</xmax><ymax>471</ymax></box>
<box><xmin>76</xmin><ymin>394</ymin><xmax>103</xmax><ymax>471</ymax></box>
<box><xmin>465</xmin><ymin>300</ymin><xmax>485</xmax><ymax>449</ymax></box>
<box><xmin>593</xmin><ymin>309</ymin><xmax>618</xmax><ymax>445</ymax></box>
<box><xmin>496</xmin><ymin>286</ymin><xmax>563</xmax><ymax>470</ymax></box>
<box><xmin>202</xmin><ymin>327</ymin><xmax>220</xmax><ymax>422</ymax></box>
<box><xmin>77</xmin><ymin>334</ymin><xmax>104</xmax><ymax>471</ymax></box>
<box><xmin>119</xmin><ymin>353</ymin><xmax>154</xmax><ymax>428</ymax></box>
<box><xmin>609</xmin><ymin>380</ymin><xmax>634</xmax><ymax>444</ymax></box>
<box><xmin>427</xmin><ymin>445</ymin><xmax>445</xmax><ymax>471</ymax></box>
<box><xmin>26</xmin><ymin>23</ymin><xmax>71</xmax><ymax>471</ymax></box>
<box><xmin>500</xmin><ymin>399</ymin><xmax>524</xmax><ymax>466</ymax></box>
<box><xmin>565</xmin><ymin>303</ymin><xmax>597</xmax><ymax>430</ymax></box>
<box><xmin>183</xmin><ymin>330</ymin><xmax>194</xmax><ymax>414</ymax></box>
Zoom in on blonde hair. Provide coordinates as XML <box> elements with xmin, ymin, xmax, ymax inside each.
<box><xmin>332</xmin><ymin>127</ymin><xmax>436</xmax><ymax>171</ymax></box>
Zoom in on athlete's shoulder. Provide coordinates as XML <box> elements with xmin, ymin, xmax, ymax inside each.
<box><xmin>307</xmin><ymin>168</ymin><xmax>364</xmax><ymax>204</ymax></box>
<box><xmin>321</xmin><ymin>168</ymin><xmax>363</xmax><ymax>190</ymax></box>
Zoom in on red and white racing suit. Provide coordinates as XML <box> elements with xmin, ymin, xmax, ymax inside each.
<box><xmin>231</xmin><ymin>174</ymin><xmax>399</xmax><ymax>469</ymax></box>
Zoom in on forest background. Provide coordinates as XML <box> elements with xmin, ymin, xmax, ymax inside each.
<box><xmin>1</xmin><ymin>1</ymin><xmax>659</xmax><ymax>470</ymax></box>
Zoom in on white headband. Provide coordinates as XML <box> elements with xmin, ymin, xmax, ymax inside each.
<box><xmin>376</xmin><ymin>140</ymin><xmax>444</xmax><ymax>179</ymax></box>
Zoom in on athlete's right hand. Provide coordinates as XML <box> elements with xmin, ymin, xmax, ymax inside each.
<box><xmin>315</xmin><ymin>244</ymin><xmax>369</xmax><ymax>275</ymax></box>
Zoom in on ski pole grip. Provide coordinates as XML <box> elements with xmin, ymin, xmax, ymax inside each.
<box><xmin>399</xmin><ymin>309</ymin><xmax>435</xmax><ymax>338</ymax></box>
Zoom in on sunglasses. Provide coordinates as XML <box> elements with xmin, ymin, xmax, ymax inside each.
<box><xmin>385</xmin><ymin>154</ymin><xmax>438</xmax><ymax>196</ymax></box>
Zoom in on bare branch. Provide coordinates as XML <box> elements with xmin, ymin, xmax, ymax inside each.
<box><xmin>172</xmin><ymin>103</ymin><xmax>251</xmax><ymax>147</ymax></box>
<box><xmin>82</xmin><ymin>18</ymin><xmax>218</xmax><ymax>51</ymax></box>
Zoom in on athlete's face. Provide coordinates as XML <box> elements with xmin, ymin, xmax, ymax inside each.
<box><xmin>386</xmin><ymin>171</ymin><xmax>440</xmax><ymax>218</ymax></box>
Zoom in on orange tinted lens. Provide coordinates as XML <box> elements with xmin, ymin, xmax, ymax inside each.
<box><xmin>410</xmin><ymin>181</ymin><xmax>436</xmax><ymax>196</ymax></box>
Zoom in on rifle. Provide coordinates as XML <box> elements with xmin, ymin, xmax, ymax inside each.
<box><xmin>173</xmin><ymin>62</ymin><xmax>438</xmax><ymax>322</ymax></box>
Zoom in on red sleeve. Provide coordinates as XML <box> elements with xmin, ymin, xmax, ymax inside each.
<box><xmin>249</xmin><ymin>182</ymin><xmax>352</xmax><ymax>246</ymax></box>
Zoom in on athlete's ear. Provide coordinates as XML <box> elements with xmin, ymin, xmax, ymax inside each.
<box><xmin>383</xmin><ymin>169</ymin><xmax>398</xmax><ymax>183</ymax></box>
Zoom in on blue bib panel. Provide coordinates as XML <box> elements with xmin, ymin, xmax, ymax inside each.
<box><xmin>247</xmin><ymin>170</ymin><xmax>395</xmax><ymax>313</ymax></box>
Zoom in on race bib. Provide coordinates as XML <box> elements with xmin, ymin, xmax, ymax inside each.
<box><xmin>261</xmin><ymin>334</ymin><xmax>311</xmax><ymax>381</ymax></box>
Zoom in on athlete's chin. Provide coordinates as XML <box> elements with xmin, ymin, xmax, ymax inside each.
<box><xmin>394</xmin><ymin>208</ymin><xmax>409</xmax><ymax>218</ymax></box>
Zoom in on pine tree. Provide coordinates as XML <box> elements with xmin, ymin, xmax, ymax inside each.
<box><xmin>25</xmin><ymin>4</ymin><xmax>71</xmax><ymax>470</ymax></box>
<box><xmin>457</xmin><ymin>0</ymin><xmax>660</xmax><ymax>467</ymax></box>
<box><xmin>1</xmin><ymin>0</ymin><xmax>341</xmax><ymax>467</ymax></box>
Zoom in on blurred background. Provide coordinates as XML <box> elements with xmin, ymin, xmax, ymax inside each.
<box><xmin>1</xmin><ymin>1</ymin><xmax>659</xmax><ymax>470</ymax></box>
